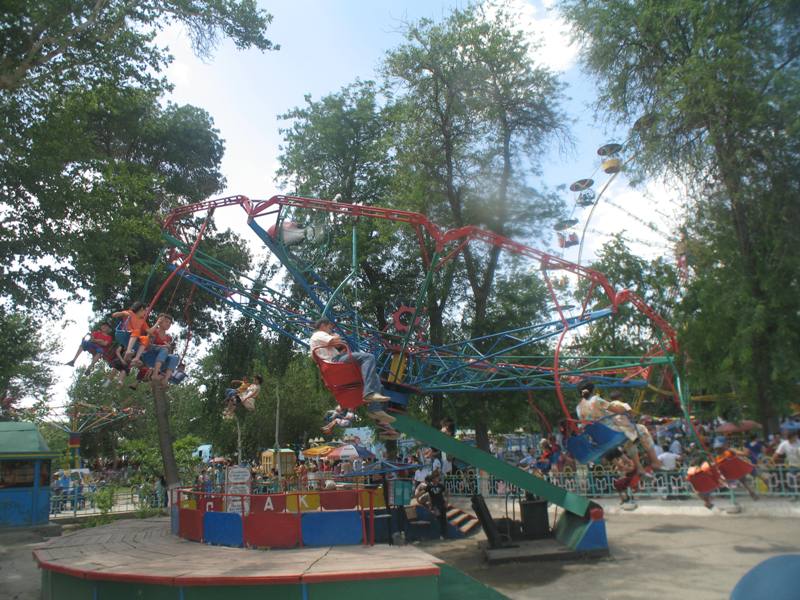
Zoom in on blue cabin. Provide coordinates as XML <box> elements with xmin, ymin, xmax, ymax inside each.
<box><xmin>0</xmin><ymin>422</ymin><xmax>59</xmax><ymax>527</ymax></box>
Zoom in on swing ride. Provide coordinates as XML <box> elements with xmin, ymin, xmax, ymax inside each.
<box><xmin>38</xmin><ymin>166</ymin><xmax>717</xmax><ymax>600</ymax></box>
<box><xmin>159</xmin><ymin>187</ymin><xmax>748</xmax><ymax>496</ymax></box>
<box><xmin>155</xmin><ymin>190</ymin><xmax>695</xmax><ymax>462</ymax></box>
<box><xmin>47</xmin><ymin>401</ymin><xmax>142</xmax><ymax>469</ymax></box>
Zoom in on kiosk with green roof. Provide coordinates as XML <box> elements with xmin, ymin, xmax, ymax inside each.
<box><xmin>0</xmin><ymin>421</ymin><xmax>59</xmax><ymax>527</ymax></box>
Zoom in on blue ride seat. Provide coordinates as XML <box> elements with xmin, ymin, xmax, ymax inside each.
<box><xmin>585</xmin><ymin>422</ymin><xmax>628</xmax><ymax>447</ymax></box>
<box><xmin>567</xmin><ymin>421</ymin><xmax>628</xmax><ymax>464</ymax></box>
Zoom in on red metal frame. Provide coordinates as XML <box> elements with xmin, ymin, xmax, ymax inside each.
<box><xmin>161</xmin><ymin>193</ymin><xmax>678</xmax><ymax>352</ymax></box>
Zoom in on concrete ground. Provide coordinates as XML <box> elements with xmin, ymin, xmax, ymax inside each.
<box><xmin>0</xmin><ymin>525</ymin><xmax>62</xmax><ymax>600</ymax></box>
<box><xmin>3</xmin><ymin>507</ymin><xmax>799</xmax><ymax>600</ymax></box>
<box><xmin>423</xmin><ymin>512</ymin><xmax>800</xmax><ymax>599</ymax></box>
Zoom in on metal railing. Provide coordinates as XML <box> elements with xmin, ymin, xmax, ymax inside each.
<box><xmin>50</xmin><ymin>485</ymin><xmax>167</xmax><ymax>518</ymax></box>
<box><xmin>48</xmin><ymin>465</ymin><xmax>798</xmax><ymax>519</ymax></box>
<box><xmin>444</xmin><ymin>465</ymin><xmax>800</xmax><ymax>499</ymax></box>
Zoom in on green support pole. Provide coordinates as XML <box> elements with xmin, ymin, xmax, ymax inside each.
<box><xmin>391</xmin><ymin>252</ymin><xmax>440</xmax><ymax>381</ymax></box>
<box><xmin>322</xmin><ymin>221</ymin><xmax>360</xmax><ymax>344</ymax></box>
<box><xmin>391</xmin><ymin>414</ymin><xmax>591</xmax><ymax>516</ymax></box>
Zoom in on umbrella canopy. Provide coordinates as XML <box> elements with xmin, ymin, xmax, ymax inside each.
<box><xmin>715</xmin><ymin>421</ymin><xmax>764</xmax><ymax>435</ymax></box>
<box><xmin>780</xmin><ymin>421</ymin><xmax>800</xmax><ymax>432</ymax></box>
<box><xmin>327</xmin><ymin>444</ymin><xmax>374</xmax><ymax>460</ymax></box>
<box><xmin>715</xmin><ymin>422</ymin><xmax>739</xmax><ymax>434</ymax></box>
<box><xmin>736</xmin><ymin>420</ymin><xmax>762</xmax><ymax>432</ymax></box>
<box><xmin>301</xmin><ymin>445</ymin><xmax>335</xmax><ymax>457</ymax></box>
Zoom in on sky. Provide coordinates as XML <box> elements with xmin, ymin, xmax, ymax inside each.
<box><xmin>49</xmin><ymin>0</ymin><xmax>679</xmax><ymax>410</ymax></box>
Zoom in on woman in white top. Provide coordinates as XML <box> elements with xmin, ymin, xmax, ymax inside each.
<box><xmin>576</xmin><ymin>383</ymin><xmax>662</xmax><ymax>472</ymax></box>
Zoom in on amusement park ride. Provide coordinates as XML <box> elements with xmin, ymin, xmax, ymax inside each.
<box><xmin>158</xmin><ymin>162</ymin><xmax>686</xmax><ymax>434</ymax></box>
<box><xmin>153</xmin><ymin>141</ymin><xmax>737</xmax><ymax>493</ymax></box>
<box><xmin>35</xmin><ymin>143</ymin><xmax>750</xmax><ymax>599</ymax></box>
<box><xmin>50</xmin><ymin>401</ymin><xmax>142</xmax><ymax>469</ymax></box>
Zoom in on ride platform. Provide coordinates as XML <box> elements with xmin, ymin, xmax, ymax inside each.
<box><xmin>34</xmin><ymin>517</ymin><xmax>505</xmax><ymax>600</ymax></box>
<box><xmin>481</xmin><ymin>537</ymin><xmax>609</xmax><ymax>565</ymax></box>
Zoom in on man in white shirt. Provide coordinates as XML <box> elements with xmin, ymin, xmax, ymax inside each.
<box><xmin>775</xmin><ymin>430</ymin><xmax>800</xmax><ymax>468</ymax></box>
<box><xmin>431</xmin><ymin>452</ymin><xmax>442</xmax><ymax>475</ymax></box>
<box><xmin>309</xmin><ymin>319</ymin><xmax>393</xmax><ymax>424</ymax></box>
<box><xmin>657</xmin><ymin>450</ymin><xmax>681</xmax><ymax>471</ymax></box>
<box><xmin>669</xmin><ymin>436</ymin><xmax>683</xmax><ymax>456</ymax></box>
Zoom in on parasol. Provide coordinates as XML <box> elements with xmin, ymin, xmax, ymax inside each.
<box><xmin>326</xmin><ymin>444</ymin><xmax>374</xmax><ymax>460</ymax></box>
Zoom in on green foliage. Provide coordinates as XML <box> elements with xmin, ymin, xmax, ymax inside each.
<box><xmin>383</xmin><ymin>5</ymin><xmax>567</xmax><ymax>445</ymax></box>
<box><xmin>576</xmin><ymin>234</ymin><xmax>680</xmax><ymax>355</ymax></box>
<box><xmin>560</xmin><ymin>0</ymin><xmax>800</xmax><ymax>427</ymax></box>
<box><xmin>192</xmin><ymin>329</ymin><xmax>333</xmax><ymax>457</ymax></box>
<box><xmin>0</xmin><ymin>1</ymin><xmax>272</xmax><ymax>312</ymax></box>
<box><xmin>277</xmin><ymin>80</ymin><xmax>394</xmax><ymax>202</ymax></box>
<box><xmin>94</xmin><ymin>485</ymin><xmax>116</xmax><ymax>514</ymax></box>
<box><xmin>0</xmin><ymin>0</ymin><xmax>277</xmax><ymax>93</ymax></box>
<box><xmin>271</xmin><ymin>6</ymin><xmax>571</xmax><ymax>448</ymax></box>
<box><xmin>0</xmin><ymin>309</ymin><xmax>56</xmax><ymax>406</ymax></box>
<box><xmin>119</xmin><ymin>434</ymin><xmax>201</xmax><ymax>483</ymax></box>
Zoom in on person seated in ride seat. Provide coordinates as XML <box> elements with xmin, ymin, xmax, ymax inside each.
<box><xmin>223</xmin><ymin>375</ymin><xmax>263</xmax><ymax>418</ymax></box>
<box><xmin>518</xmin><ymin>446</ymin><xmax>537</xmax><ymax>471</ymax></box>
<box><xmin>321</xmin><ymin>405</ymin><xmax>357</xmax><ymax>434</ymax></box>
<box><xmin>536</xmin><ymin>439</ymin><xmax>555</xmax><ymax>475</ymax></box>
<box><xmin>145</xmin><ymin>314</ymin><xmax>179</xmax><ymax>383</ymax></box>
<box><xmin>224</xmin><ymin>377</ymin><xmax>249</xmax><ymax>403</ymax></box>
<box><xmin>128</xmin><ymin>365</ymin><xmax>152</xmax><ymax>391</ymax></box>
<box><xmin>686</xmin><ymin>457</ymin><xmax>717</xmax><ymax>510</ymax></box>
<box><xmin>267</xmin><ymin>221</ymin><xmax>314</xmax><ymax>246</ymax></box>
<box><xmin>606</xmin><ymin>448</ymin><xmax>640</xmax><ymax>505</ymax></box>
<box><xmin>576</xmin><ymin>383</ymin><xmax>662</xmax><ymax>473</ymax></box>
<box><xmin>103</xmin><ymin>344</ymin><xmax>131</xmax><ymax>387</ymax></box>
<box><xmin>309</xmin><ymin>318</ymin><xmax>393</xmax><ymax>424</ymax></box>
<box><xmin>169</xmin><ymin>362</ymin><xmax>188</xmax><ymax>385</ymax></box>
<box><xmin>111</xmin><ymin>301</ymin><xmax>150</xmax><ymax>365</ymax></box>
<box><xmin>65</xmin><ymin>321</ymin><xmax>114</xmax><ymax>374</ymax></box>
<box><xmin>716</xmin><ymin>439</ymin><xmax>759</xmax><ymax>500</ymax></box>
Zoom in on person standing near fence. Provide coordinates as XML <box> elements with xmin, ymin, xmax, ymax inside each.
<box><xmin>427</xmin><ymin>472</ymin><xmax>449</xmax><ymax>538</ymax></box>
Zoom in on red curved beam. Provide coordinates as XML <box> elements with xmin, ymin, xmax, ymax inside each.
<box><xmin>161</xmin><ymin>194</ymin><xmax>679</xmax><ymax>359</ymax></box>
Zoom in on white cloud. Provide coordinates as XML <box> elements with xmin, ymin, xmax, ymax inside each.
<box><xmin>482</xmin><ymin>0</ymin><xmax>579</xmax><ymax>72</ymax></box>
<box><xmin>557</xmin><ymin>174</ymin><xmax>682</xmax><ymax>265</ymax></box>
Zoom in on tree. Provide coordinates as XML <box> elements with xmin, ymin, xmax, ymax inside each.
<box><xmin>120</xmin><ymin>435</ymin><xmax>202</xmax><ymax>483</ymax></box>
<box><xmin>277</xmin><ymin>80</ymin><xmax>393</xmax><ymax>204</ymax></box>
<box><xmin>1</xmin><ymin>1</ymin><xmax>276</xmax><ymax>483</ymax></box>
<box><xmin>0</xmin><ymin>1</ymin><xmax>277</xmax><ymax>92</ymax></box>
<box><xmin>1</xmin><ymin>1</ymin><xmax>275</xmax><ymax>311</ymax></box>
<box><xmin>576</xmin><ymin>234</ymin><xmax>680</xmax><ymax>356</ymax></box>
<box><xmin>560</xmin><ymin>0</ymin><xmax>800</xmax><ymax>429</ymax></box>
<box><xmin>2</xmin><ymin>79</ymin><xmax>252</xmax><ymax>315</ymax></box>
<box><xmin>275</xmin><ymin>80</ymin><xmax>418</xmax><ymax>331</ymax></box>
<box><xmin>384</xmin><ymin>5</ymin><xmax>566</xmax><ymax>448</ymax></box>
<box><xmin>0</xmin><ymin>309</ymin><xmax>56</xmax><ymax>406</ymax></box>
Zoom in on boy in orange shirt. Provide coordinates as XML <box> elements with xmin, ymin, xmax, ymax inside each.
<box><xmin>111</xmin><ymin>301</ymin><xmax>149</xmax><ymax>365</ymax></box>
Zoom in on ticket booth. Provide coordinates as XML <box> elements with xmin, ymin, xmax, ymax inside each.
<box><xmin>0</xmin><ymin>422</ymin><xmax>59</xmax><ymax>527</ymax></box>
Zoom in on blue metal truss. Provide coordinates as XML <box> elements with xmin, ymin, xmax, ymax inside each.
<box><xmin>168</xmin><ymin>221</ymin><xmax>666</xmax><ymax>394</ymax></box>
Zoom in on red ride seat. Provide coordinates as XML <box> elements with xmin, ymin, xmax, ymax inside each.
<box><xmin>312</xmin><ymin>345</ymin><xmax>364</xmax><ymax>410</ymax></box>
<box><xmin>687</xmin><ymin>462</ymin><xmax>722</xmax><ymax>494</ymax></box>
<box><xmin>716</xmin><ymin>453</ymin><xmax>754</xmax><ymax>481</ymax></box>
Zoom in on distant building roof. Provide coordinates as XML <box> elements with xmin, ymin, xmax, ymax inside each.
<box><xmin>0</xmin><ymin>422</ymin><xmax>59</xmax><ymax>459</ymax></box>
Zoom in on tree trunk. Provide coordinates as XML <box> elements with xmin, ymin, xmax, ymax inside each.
<box><xmin>752</xmin><ymin>332</ymin><xmax>778</xmax><ymax>433</ymax></box>
<box><xmin>151</xmin><ymin>381</ymin><xmax>179</xmax><ymax>487</ymax></box>
<box><xmin>714</xmin><ymin>137</ymin><xmax>778</xmax><ymax>433</ymax></box>
<box><xmin>475</xmin><ymin>418</ymin><xmax>490</xmax><ymax>453</ymax></box>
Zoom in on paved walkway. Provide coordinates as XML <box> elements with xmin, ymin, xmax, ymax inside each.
<box><xmin>33</xmin><ymin>518</ymin><xmax>440</xmax><ymax>585</ymax></box>
<box><xmin>425</xmin><ymin>512</ymin><xmax>800</xmax><ymax>599</ymax></box>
